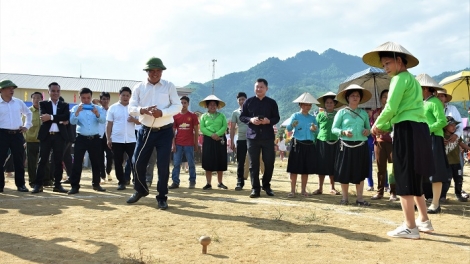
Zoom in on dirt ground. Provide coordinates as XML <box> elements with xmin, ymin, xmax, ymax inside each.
<box><xmin>0</xmin><ymin>160</ymin><xmax>469</xmax><ymax>264</ymax></box>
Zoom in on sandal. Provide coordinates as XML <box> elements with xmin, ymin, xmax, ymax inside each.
<box><xmin>371</xmin><ymin>194</ymin><xmax>383</xmax><ymax>200</ymax></box>
<box><xmin>340</xmin><ymin>199</ymin><xmax>349</xmax><ymax>205</ymax></box>
<box><xmin>287</xmin><ymin>192</ymin><xmax>295</xmax><ymax>198</ymax></box>
<box><xmin>301</xmin><ymin>192</ymin><xmax>310</xmax><ymax>197</ymax></box>
<box><xmin>356</xmin><ymin>200</ymin><xmax>371</xmax><ymax>206</ymax></box>
<box><xmin>330</xmin><ymin>189</ymin><xmax>341</xmax><ymax>195</ymax></box>
<box><xmin>389</xmin><ymin>195</ymin><xmax>399</xmax><ymax>202</ymax></box>
<box><xmin>312</xmin><ymin>189</ymin><xmax>322</xmax><ymax>195</ymax></box>
<box><xmin>462</xmin><ymin>191</ymin><xmax>469</xmax><ymax>199</ymax></box>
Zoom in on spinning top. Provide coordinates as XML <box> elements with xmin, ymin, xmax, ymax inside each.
<box><xmin>199</xmin><ymin>236</ymin><xmax>211</xmax><ymax>254</ymax></box>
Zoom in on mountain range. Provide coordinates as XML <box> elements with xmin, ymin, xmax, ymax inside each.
<box><xmin>185</xmin><ymin>49</ymin><xmax>469</xmax><ymax>123</ymax></box>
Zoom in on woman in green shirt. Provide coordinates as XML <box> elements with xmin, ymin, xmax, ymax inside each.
<box><xmin>199</xmin><ymin>95</ymin><xmax>228</xmax><ymax>190</ymax></box>
<box><xmin>313</xmin><ymin>92</ymin><xmax>343</xmax><ymax>195</ymax></box>
<box><xmin>331</xmin><ymin>84</ymin><xmax>372</xmax><ymax>206</ymax></box>
<box><xmin>416</xmin><ymin>73</ymin><xmax>449</xmax><ymax>214</ymax></box>
<box><xmin>365</xmin><ymin>41</ymin><xmax>434</xmax><ymax>239</ymax></box>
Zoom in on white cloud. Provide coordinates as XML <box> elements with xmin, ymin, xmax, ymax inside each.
<box><xmin>0</xmin><ymin>0</ymin><xmax>468</xmax><ymax>86</ymax></box>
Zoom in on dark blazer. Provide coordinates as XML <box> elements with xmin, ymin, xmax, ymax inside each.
<box><xmin>37</xmin><ymin>100</ymin><xmax>70</xmax><ymax>141</ymax></box>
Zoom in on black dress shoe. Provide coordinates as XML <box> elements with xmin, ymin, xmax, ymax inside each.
<box><xmin>235</xmin><ymin>184</ymin><xmax>243</xmax><ymax>191</ymax></box>
<box><xmin>168</xmin><ymin>183</ymin><xmax>179</xmax><ymax>189</ymax></box>
<box><xmin>158</xmin><ymin>200</ymin><xmax>168</xmax><ymax>210</ymax></box>
<box><xmin>265</xmin><ymin>188</ymin><xmax>275</xmax><ymax>196</ymax></box>
<box><xmin>67</xmin><ymin>187</ymin><xmax>79</xmax><ymax>195</ymax></box>
<box><xmin>249</xmin><ymin>190</ymin><xmax>260</xmax><ymax>198</ymax></box>
<box><xmin>427</xmin><ymin>206</ymin><xmax>441</xmax><ymax>214</ymax></box>
<box><xmin>31</xmin><ymin>185</ymin><xmax>43</xmax><ymax>193</ymax></box>
<box><xmin>53</xmin><ymin>186</ymin><xmax>68</xmax><ymax>193</ymax></box>
<box><xmin>17</xmin><ymin>185</ymin><xmax>29</xmax><ymax>192</ymax></box>
<box><xmin>117</xmin><ymin>184</ymin><xmax>126</xmax><ymax>190</ymax></box>
<box><xmin>127</xmin><ymin>192</ymin><xmax>147</xmax><ymax>204</ymax></box>
<box><xmin>62</xmin><ymin>179</ymin><xmax>71</xmax><ymax>184</ymax></box>
<box><xmin>93</xmin><ymin>185</ymin><xmax>106</xmax><ymax>192</ymax></box>
<box><xmin>43</xmin><ymin>181</ymin><xmax>54</xmax><ymax>187</ymax></box>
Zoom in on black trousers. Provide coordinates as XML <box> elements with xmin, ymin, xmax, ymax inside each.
<box><xmin>70</xmin><ymin>135</ymin><xmax>102</xmax><ymax>188</ymax></box>
<box><xmin>100</xmin><ymin>135</ymin><xmax>113</xmax><ymax>178</ymax></box>
<box><xmin>112</xmin><ymin>142</ymin><xmax>136</xmax><ymax>185</ymax></box>
<box><xmin>247</xmin><ymin>138</ymin><xmax>275</xmax><ymax>192</ymax></box>
<box><xmin>35</xmin><ymin>134</ymin><xmax>66</xmax><ymax>187</ymax></box>
<box><xmin>236</xmin><ymin>140</ymin><xmax>248</xmax><ymax>187</ymax></box>
<box><xmin>0</xmin><ymin>131</ymin><xmax>26</xmax><ymax>188</ymax></box>
<box><xmin>63</xmin><ymin>142</ymin><xmax>73</xmax><ymax>177</ymax></box>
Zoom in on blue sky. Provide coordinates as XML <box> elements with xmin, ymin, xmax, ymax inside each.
<box><xmin>0</xmin><ymin>0</ymin><xmax>468</xmax><ymax>86</ymax></box>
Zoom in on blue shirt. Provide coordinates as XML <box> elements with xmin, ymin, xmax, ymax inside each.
<box><xmin>286</xmin><ymin>112</ymin><xmax>318</xmax><ymax>141</ymax></box>
<box><xmin>70</xmin><ymin>104</ymin><xmax>106</xmax><ymax>136</ymax></box>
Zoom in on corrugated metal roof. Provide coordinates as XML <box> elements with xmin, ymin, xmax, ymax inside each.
<box><xmin>0</xmin><ymin>73</ymin><xmax>193</xmax><ymax>94</ymax></box>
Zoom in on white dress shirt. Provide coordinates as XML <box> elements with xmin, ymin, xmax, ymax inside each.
<box><xmin>49</xmin><ymin>100</ymin><xmax>60</xmax><ymax>132</ymax></box>
<box><xmin>445</xmin><ymin>104</ymin><xmax>463</xmax><ymax>138</ymax></box>
<box><xmin>129</xmin><ymin>79</ymin><xmax>182</xmax><ymax>128</ymax></box>
<box><xmin>98</xmin><ymin>107</ymin><xmax>108</xmax><ymax>138</ymax></box>
<box><xmin>107</xmin><ymin>102</ymin><xmax>136</xmax><ymax>143</ymax></box>
<box><xmin>0</xmin><ymin>96</ymin><xmax>32</xmax><ymax>130</ymax></box>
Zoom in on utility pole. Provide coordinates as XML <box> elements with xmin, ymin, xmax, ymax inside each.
<box><xmin>211</xmin><ymin>59</ymin><xmax>217</xmax><ymax>94</ymax></box>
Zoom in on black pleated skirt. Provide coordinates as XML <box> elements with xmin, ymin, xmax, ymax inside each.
<box><xmin>286</xmin><ymin>139</ymin><xmax>317</xmax><ymax>174</ymax></box>
<box><xmin>202</xmin><ymin>135</ymin><xmax>227</xmax><ymax>172</ymax></box>
<box><xmin>430</xmin><ymin>134</ymin><xmax>451</xmax><ymax>182</ymax></box>
<box><xmin>393</xmin><ymin>121</ymin><xmax>434</xmax><ymax>196</ymax></box>
<box><xmin>316</xmin><ymin>139</ymin><xmax>339</xmax><ymax>175</ymax></box>
<box><xmin>334</xmin><ymin>140</ymin><xmax>369</xmax><ymax>184</ymax></box>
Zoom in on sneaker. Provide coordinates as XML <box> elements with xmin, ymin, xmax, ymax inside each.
<box><xmin>366</xmin><ymin>186</ymin><xmax>374</xmax><ymax>191</ymax></box>
<box><xmin>217</xmin><ymin>183</ymin><xmax>228</xmax><ymax>189</ymax></box>
<box><xmin>387</xmin><ymin>224</ymin><xmax>420</xmax><ymax>239</ymax></box>
<box><xmin>168</xmin><ymin>183</ymin><xmax>179</xmax><ymax>189</ymax></box>
<box><xmin>189</xmin><ymin>182</ymin><xmax>196</xmax><ymax>189</ymax></box>
<box><xmin>456</xmin><ymin>195</ymin><xmax>468</xmax><ymax>202</ymax></box>
<box><xmin>415</xmin><ymin>219</ymin><xmax>434</xmax><ymax>233</ymax></box>
<box><xmin>202</xmin><ymin>184</ymin><xmax>212</xmax><ymax>190</ymax></box>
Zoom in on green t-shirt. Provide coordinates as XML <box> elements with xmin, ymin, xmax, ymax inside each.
<box><xmin>375</xmin><ymin>71</ymin><xmax>426</xmax><ymax>132</ymax></box>
<box><xmin>231</xmin><ymin>108</ymin><xmax>248</xmax><ymax>141</ymax></box>
<box><xmin>200</xmin><ymin>112</ymin><xmax>227</xmax><ymax>137</ymax></box>
<box><xmin>332</xmin><ymin>108</ymin><xmax>370</xmax><ymax>141</ymax></box>
<box><xmin>423</xmin><ymin>96</ymin><xmax>447</xmax><ymax>137</ymax></box>
<box><xmin>316</xmin><ymin>111</ymin><xmax>339</xmax><ymax>142</ymax></box>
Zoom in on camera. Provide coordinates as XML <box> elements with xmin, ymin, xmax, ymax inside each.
<box><xmin>82</xmin><ymin>104</ymin><xmax>94</xmax><ymax>110</ymax></box>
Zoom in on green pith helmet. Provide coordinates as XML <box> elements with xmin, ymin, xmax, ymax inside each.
<box><xmin>143</xmin><ymin>57</ymin><xmax>167</xmax><ymax>71</ymax></box>
<box><xmin>0</xmin><ymin>79</ymin><xmax>18</xmax><ymax>89</ymax></box>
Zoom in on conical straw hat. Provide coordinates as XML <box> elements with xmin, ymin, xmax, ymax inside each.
<box><xmin>316</xmin><ymin>91</ymin><xmax>344</xmax><ymax>108</ymax></box>
<box><xmin>198</xmin><ymin>94</ymin><xmax>226</xmax><ymax>109</ymax></box>
<box><xmin>292</xmin><ymin>92</ymin><xmax>319</xmax><ymax>104</ymax></box>
<box><xmin>362</xmin><ymin>41</ymin><xmax>419</xmax><ymax>69</ymax></box>
<box><xmin>436</xmin><ymin>89</ymin><xmax>452</xmax><ymax>103</ymax></box>
<box><xmin>416</xmin><ymin>73</ymin><xmax>444</xmax><ymax>91</ymax></box>
<box><xmin>336</xmin><ymin>84</ymin><xmax>372</xmax><ymax>105</ymax></box>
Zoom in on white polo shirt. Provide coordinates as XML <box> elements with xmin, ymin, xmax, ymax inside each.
<box><xmin>106</xmin><ymin>102</ymin><xmax>136</xmax><ymax>143</ymax></box>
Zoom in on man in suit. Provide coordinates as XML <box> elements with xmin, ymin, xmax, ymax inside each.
<box><xmin>31</xmin><ymin>82</ymin><xmax>69</xmax><ymax>193</ymax></box>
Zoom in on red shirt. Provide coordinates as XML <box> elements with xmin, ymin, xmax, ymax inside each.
<box><xmin>173</xmin><ymin>111</ymin><xmax>199</xmax><ymax>146</ymax></box>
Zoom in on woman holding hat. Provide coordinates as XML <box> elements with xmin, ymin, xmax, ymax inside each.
<box><xmin>285</xmin><ymin>92</ymin><xmax>319</xmax><ymax>197</ymax></box>
<box><xmin>312</xmin><ymin>92</ymin><xmax>342</xmax><ymax>195</ymax></box>
<box><xmin>199</xmin><ymin>95</ymin><xmax>228</xmax><ymax>190</ymax></box>
<box><xmin>331</xmin><ymin>84</ymin><xmax>371</xmax><ymax>206</ymax></box>
<box><xmin>417</xmin><ymin>73</ymin><xmax>450</xmax><ymax>214</ymax></box>
<box><xmin>366</xmin><ymin>41</ymin><xmax>434</xmax><ymax>239</ymax></box>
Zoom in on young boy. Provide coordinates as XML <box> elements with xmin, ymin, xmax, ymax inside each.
<box><xmin>443</xmin><ymin>116</ymin><xmax>469</xmax><ymax>202</ymax></box>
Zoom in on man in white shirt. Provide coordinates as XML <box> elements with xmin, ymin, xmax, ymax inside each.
<box><xmin>126</xmin><ymin>57</ymin><xmax>182</xmax><ymax>209</ymax></box>
<box><xmin>98</xmin><ymin>92</ymin><xmax>113</xmax><ymax>182</ymax></box>
<box><xmin>0</xmin><ymin>79</ymin><xmax>32</xmax><ymax>192</ymax></box>
<box><xmin>106</xmin><ymin>87</ymin><xmax>138</xmax><ymax>191</ymax></box>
